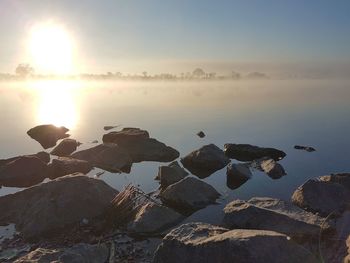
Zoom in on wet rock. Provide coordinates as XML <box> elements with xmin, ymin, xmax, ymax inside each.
<box><xmin>0</xmin><ymin>174</ymin><xmax>117</xmax><ymax>240</ymax></box>
<box><xmin>255</xmin><ymin>158</ymin><xmax>286</xmax><ymax>179</ymax></box>
<box><xmin>0</xmin><ymin>156</ymin><xmax>49</xmax><ymax>187</ymax></box>
<box><xmin>222</xmin><ymin>199</ymin><xmax>331</xmax><ymax>241</ymax></box>
<box><xmin>292</xmin><ymin>178</ymin><xmax>350</xmax><ymax>216</ymax></box>
<box><xmin>50</xmin><ymin>138</ymin><xmax>81</xmax><ymax>157</ymax></box>
<box><xmin>294</xmin><ymin>145</ymin><xmax>316</xmax><ymax>152</ymax></box>
<box><xmin>156</xmin><ymin>161</ymin><xmax>189</xmax><ymax>189</ymax></box>
<box><xmin>196</xmin><ymin>131</ymin><xmax>205</xmax><ymax>138</ymax></box>
<box><xmin>0</xmin><ymin>152</ymin><xmax>50</xmax><ymax>167</ymax></box>
<box><xmin>103</xmin><ymin>128</ymin><xmax>179</xmax><ymax>163</ymax></box>
<box><xmin>14</xmin><ymin>243</ymin><xmax>109</xmax><ymax>263</ymax></box>
<box><xmin>224</xmin><ymin>143</ymin><xmax>286</xmax><ymax>161</ymax></box>
<box><xmin>226</xmin><ymin>163</ymin><xmax>252</xmax><ymax>189</ymax></box>
<box><xmin>180</xmin><ymin>144</ymin><xmax>230</xmax><ymax>178</ymax></box>
<box><xmin>160</xmin><ymin>177</ymin><xmax>220</xmax><ymax>214</ymax></box>
<box><xmin>153</xmin><ymin>223</ymin><xmax>317</xmax><ymax>263</ymax></box>
<box><xmin>48</xmin><ymin>157</ymin><xmax>93</xmax><ymax>179</ymax></box>
<box><xmin>27</xmin><ymin>124</ymin><xmax>70</xmax><ymax>149</ymax></box>
<box><xmin>71</xmin><ymin>143</ymin><xmax>133</xmax><ymax>173</ymax></box>
<box><xmin>103</xmin><ymin>125</ymin><xmax>120</xmax><ymax>131</ymax></box>
<box><xmin>320</xmin><ymin>173</ymin><xmax>350</xmax><ymax>190</ymax></box>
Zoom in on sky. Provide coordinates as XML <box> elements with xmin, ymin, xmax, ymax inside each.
<box><xmin>0</xmin><ymin>0</ymin><xmax>350</xmax><ymax>74</ymax></box>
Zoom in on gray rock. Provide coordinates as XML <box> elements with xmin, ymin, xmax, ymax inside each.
<box><xmin>226</xmin><ymin>163</ymin><xmax>252</xmax><ymax>189</ymax></box>
<box><xmin>160</xmin><ymin>177</ymin><xmax>220</xmax><ymax>214</ymax></box>
<box><xmin>180</xmin><ymin>144</ymin><xmax>230</xmax><ymax>178</ymax></box>
<box><xmin>224</xmin><ymin>143</ymin><xmax>286</xmax><ymax>161</ymax></box>
<box><xmin>14</xmin><ymin>243</ymin><xmax>109</xmax><ymax>263</ymax></box>
<box><xmin>102</xmin><ymin>128</ymin><xmax>179</xmax><ymax>163</ymax></box>
<box><xmin>0</xmin><ymin>152</ymin><xmax>50</xmax><ymax>167</ymax></box>
<box><xmin>292</xmin><ymin>179</ymin><xmax>350</xmax><ymax>216</ymax></box>
<box><xmin>27</xmin><ymin>124</ymin><xmax>70</xmax><ymax>149</ymax></box>
<box><xmin>256</xmin><ymin>158</ymin><xmax>286</xmax><ymax>179</ymax></box>
<box><xmin>0</xmin><ymin>174</ymin><xmax>117</xmax><ymax>240</ymax></box>
<box><xmin>153</xmin><ymin>223</ymin><xmax>317</xmax><ymax>263</ymax></box>
<box><xmin>0</xmin><ymin>156</ymin><xmax>49</xmax><ymax>187</ymax></box>
<box><xmin>127</xmin><ymin>202</ymin><xmax>184</xmax><ymax>234</ymax></box>
<box><xmin>50</xmin><ymin>138</ymin><xmax>81</xmax><ymax>157</ymax></box>
<box><xmin>71</xmin><ymin>143</ymin><xmax>133</xmax><ymax>173</ymax></box>
<box><xmin>48</xmin><ymin>157</ymin><xmax>93</xmax><ymax>179</ymax></box>
<box><xmin>156</xmin><ymin>161</ymin><xmax>189</xmax><ymax>189</ymax></box>
<box><xmin>294</xmin><ymin>145</ymin><xmax>316</xmax><ymax>152</ymax></box>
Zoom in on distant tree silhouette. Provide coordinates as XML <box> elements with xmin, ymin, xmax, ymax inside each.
<box><xmin>192</xmin><ymin>68</ymin><xmax>206</xmax><ymax>78</ymax></box>
<box><xmin>15</xmin><ymin>64</ymin><xmax>34</xmax><ymax>77</ymax></box>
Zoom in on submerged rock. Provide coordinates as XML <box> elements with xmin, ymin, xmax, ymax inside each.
<box><xmin>14</xmin><ymin>243</ymin><xmax>109</xmax><ymax>263</ymax></box>
<box><xmin>71</xmin><ymin>143</ymin><xmax>133</xmax><ymax>173</ymax></box>
<box><xmin>226</xmin><ymin>163</ymin><xmax>252</xmax><ymax>189</ymax></box>
<box><xmin>27</xmin><ymin>124</ymin><xmax>70</xmax><ymax>149</ymax></box>
<box><xmin>103</xmin><ymin>125</ymin><xmax>120</xmax><ymax>131</ymax></box>
<box><xmin>156</xmin><ymin>161</ymin><xmax>189</xmax><ymax>189</ymax></box>
<box><xmin>0</xmin><ymin>156</ymin><xmax>48</xmax><ymax>187</ymax></box>
<box><xmin>294</xmin><ymin>145</ymin><xmax>316</xmax><ymax>152</ymax></box>
<box><xmin>224</xmin><ymin>143</ymin><xmax>286</xmax><ymax>161</ymax></box>
<box><xmin>196</xmin><ymin>131</ymin><xmax>205</xmax><ymax>138</ymax></box>
<box><xmin>50</xmin><ymin>138</ymin><xmax>81</xmax><ymax>157</ymax></box>
<box><xmin>48</xmin><ymin>157</ymin><xmax>93</xmax><ymax>179</ymax></box>
<box><xmin>103</xmin><ymin>128</ymin><xmax>179</xmax><ymax>163</ymax></box>
<box><xmin>181</xmin><ymin>144</ymin><xmax>230</xmax><ymax>178</ymax></box>
<box><xmin>255</xmin><ymin>158</ymin><xmax>286</xmax><ymax>179</ymax></box>
<box><xmin>160</xmin><ymin>177</ymin><xmax>220</xmax><ymax>214</ymax></box>
<box><xmin>0</xmin><ymin>174</ymin><xmax>117</xmax><ymax>240</ymax></box>
<box><xmin>153</xmin><ymin>223</ymin><xmax>317</xmax><ymax>263</ymax></box>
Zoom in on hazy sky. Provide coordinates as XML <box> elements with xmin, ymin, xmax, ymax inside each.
<box><xmin>0</xmin><ymin>0</ymin><xmax>350</xmax><ymax>74</ymax></box>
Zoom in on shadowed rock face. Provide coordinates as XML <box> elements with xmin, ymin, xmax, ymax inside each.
<box><xmin>226</xmin><ymin>163</ymin><xmax>252</xmax><ymax>189</ymax></box>
<box><xmin>27</xmin><ymin>124</ymin><xmax>70</xmax><ymax>149</ymax></box>
<box><xmin>50</xmin><ymin>138</ymin><xmax>81</xmax><ymax>157</ymax></box>
<box><xmin>153</xmin><ymin>223</ymin><xmax>317</xmax><ymax>263</ymax></box>
<box><xmin>0</xmin><ymin>174</ymin><xmax>118</xmax><ymax>240</ymax></box>
<box><xmin>48</xmin><ymin>157</ymin><xmax>93</xmax><ymax>179</ymax></box>
<box><xmin>253</xmin><ymin>158</ymin><xmax>287</xmax><ymax>179</ymax></box>
<box><xmin>181</xmin><ymin>144</ymin><xmax>230</xmax><ymax>178</ymax></box>
<box><xmin>102</xmin><ymin>128</ymin><xmax>179</xmax><ymax>163</ymax></box>
<box><xmin>224</xmin><ymin>143</ymin><xmax>286</xmax><ymax>161</ymax></box>
<box><xmin>320</xmin><ymin>173</ymin><xmax>350</xmax><ymax>190</ymax></box>
<box><xmin>156</xmin><ymin>161</ymin><xmax>189</xmax><ymax>189</ymax></box>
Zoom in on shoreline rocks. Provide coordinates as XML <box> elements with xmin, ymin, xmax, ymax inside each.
<box><xmin>50</xmin><ymin>138</ymin><xmax>81</xmax><ymax>157</ymax></box>
<box><xmin>48</xmin><ymin>157</ymin><xmax>93</xmax><ymax>179</ymax></box>
<box><xmin>226</xmin><ymin>163</ymin><xmax>252</xmax><ymax>189</ymax></box>
<box><xmin>224</xmin><ymin>143</ymin><xmax>286</xmax><ymax>161</ymax></box>
<box><xmin>27</xmin><ymin>125</ymin><xmax>70</xmax><ymax>149</ymax></box>
<box><xmin>155</xmin><ymin>161</ymin><xmax>189</xmax><ymax>189</ymax></box>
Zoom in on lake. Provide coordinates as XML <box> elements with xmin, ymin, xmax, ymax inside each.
<box><xmin>0</xmin><ymin>79</ymin><xmax>349</xmax><ymax>223</ymax></box>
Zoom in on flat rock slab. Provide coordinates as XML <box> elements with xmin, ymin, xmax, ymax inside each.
<box><xmin>48</xmin><ymin>157</ymin><xmax>93</xmax><ymax>179</ymax></box>
<box><xmin>0</xmin><ymin>156</ymin><xmax>49</xmax><ymax>187</ymax></box>
<box><xmin>102</xmin><ymin>127</ymin><xmax>179</xmax><ymax>163</ymax></box>
<box><xmin>292</xmin><ymin>178</ymin><xmax>350</xmax><ymax>217</ymax></box>
<box><xmin>156</xmin><ymin>161</ymin><xmax>189</xmax><ymax>189</ymax></box>
<box><xmin>226</xmin><ymin>163</ymin><xmax>252</xmax><ymax>189</ymax></box>
<box><xmin>160</xmin><ymin>177</ymin><xmax>220</xmax><ymax>214</ymax></box>
<box><xmin>71</xmin><ymin>143</ymin><xmax>133</xmax><ymax>173</ymax></box>
<box><xmin>50</xmin><ymin>138</ymin><xmax>81</xmax><ymax>157</ymax></box>
<box><xmin>153</xmin><ymin>223</ymin><xmax>317</xmax><ymax>263</ymax></box>
<box><xmin>14</xmin><ymin>243</ymin><xmax>109</xmax><ymax>263</ymax></box>
<box><xmin>27</xmin><ymin>125</ymin><xmax>70</xmax><ymax>149</ymax></box>
<box><xmin>180</xmin><ymin>144</ymin><xmax>230</xmax><ymax>178</ymax></box>
<box><xmin>224</xmin><ymin>143</ymin><xmax>286</xmax><ymax>161</ymax></box>
<box><xmin>0</xmin><ymin>174</ymin><xmax>118</xmax><ymax>240</ymax></box>
<box><xmin>0</xmin><ymin>152</ymin><xmax>50</xmax><ymax>167</ymax></box>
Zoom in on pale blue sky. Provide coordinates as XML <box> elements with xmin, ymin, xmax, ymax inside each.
<box><xmin>0</xmin><ymin>0</ymin><xmax>349</xmax><ymax>73</ymax></box>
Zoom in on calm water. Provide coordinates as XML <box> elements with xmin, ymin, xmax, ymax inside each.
<box><xmin>1</xmin><ymin>79</ymin><xmax>349</xmax><ymax>223</ymax></box>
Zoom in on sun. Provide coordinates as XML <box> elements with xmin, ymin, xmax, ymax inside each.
<box><xmin>29</xmin><ymin>22</ymin><xmax>74</xmax><ymax>75</ymax></box>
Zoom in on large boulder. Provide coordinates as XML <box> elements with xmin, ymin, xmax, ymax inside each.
<box><xmin>27</xmin><ymin>124</ymin><xmax>70</xmax><ymax>149</ymax></box>
<box><xmin>102</xmin><ymin>128</ymin><xmax>179</xmax><ymax>163</ymax></box>
<box><xmin>292</xmin><ymin>178</ymin><xmax>350</xmax><ymax>216</ymax></box>
<box><xmin>160</xmin><ymin>177</ymin><xmax>220</xmax><ymax>214</ymax></box>
<box><xmin>14</xmin><ymin>243</ymin><xmax>109</xmax><ymax>263</ymax></box>
<box><xmin>50</xmin><ymin>138</ymin><xmax>81</xmax><ymax>157</ymax></box>
<box><xmin>153</xmin><ymin>223</ymin><xmax>317</xmax><ymax>263</ymax></box>
<box><xmin>0</xmin><ymin>174</ymin><xmax>118</xmax><ymax>240</ymax></box>
<box><xmin>320</xmin><ymin>173</ymin><xmax>350</xmax><ymax>190</ymax></box>
<box><xmin>156</xmin><ymin>161</ymin><xmax>189</xmax><ymax>189</ymax></box>
<box><xmin>0</xmin><ymin>156</ymin><xmax>49</xmax><ymax>187</ymax></box>
<box><xmin>180</xmin><ymin>144</ymin><xmax>230</xmax><ymax>178</ymax></box>
<box><xmin>48</xmin><ymin>157</ymin><xmax>93</xmax><ymax>179</ymax></box>
<box><xmin>224</xmin><ymin>143</ymin><xmax>286</xmax><ymax>161</ymax></box>
<box><xmin>71</xmin><ymin>143</ymin><xmax>133</xmax><ymax>173</ymax></box>
<box><xmin>226</xmin><ymin>163</ymin><xmax>252</xmax><ymax>189</ymax></box>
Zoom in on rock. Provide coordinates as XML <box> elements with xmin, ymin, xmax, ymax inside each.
<box><xmin>0</xmin><ymin>174</ymin><xmax>118</xmax><ymax>239</ymax></box>
<box><xmin>226</xmin><ymin>163</ymin><xmax>252</xmax><ymax>189</ymax></box>
<box><xmin>0</xmin><ymin>156</ymin><xmax>49</xmax><ymax>187</ymax></box>
<box><xmin>91</xmin><ymin>140</ymin><xmax>98</xmax><ymax>143</ymax></box>
<box><xmin>103</xmin><ymin>128</ymin><xmax>179</xmax><ymax>163</ymax></box>
<box><xmin>153</xmin><ymin>223</ymin><xmax>317</xmax><ymax>263</ymax></box>
<box><xmin>196</xmin><ymin>131</ymin><xmax>205</xmax><ymax>138</ymax></box>
<box><xmin>0</xmin><ymin>152</ymin><xmax>50</xmax><ymax>167</ymax></box>
<box><xmin>14</xmin><ymin>243</ymin><xmax>109</xmax><ymax>263</ymax></box>
<box><xmin>345</xmin><ymin>235</ymin><xmax>350</xmax><ymax>262</ymax></box>
<box><xmin>294</xmin><ymin>145</ymin><xmax>316</xmax><ymax>152</ymax></box>
<box><xmin>156</xmin><ymin>161</ymin><xmax>189</xmax><ymax>189</ymax></box>
<box><xmin>256</xmin><ymin>158</ymin><xmax>286</xmax><ymax>179</ymax></box>
<box><xmin>180</xmin><ymin>144</ymin><xmax>230</xmax><ymax>178</ymax></box>
<box><xmin>27</xmin><ymin>124</ymin><xmax>70</xmax><ymax>149</ymax></box>
<box><xmin>50</xmin><ymin>138</ymin><xmax>81</xmax><ymax>157</ymax></box>
<box><xmin>127</xmin><ymin>202</ymin><xmax>184</xmax><ymax>234</ymax></box>
<box><xmin>224</xmin><ymin>143</ymin><xmax>286</xmax><ymax>161</ymax></box>
<box><xmin>320</xmin><ymin>173</ymin><xmax>350</xmax><ymax>190</ymax></box>
<box><xmin>103</xmin><ymin>125</ymin><xmax>119</xmax><ymax>131</ymax></box>
<box><xmin>71</xmin><ymin>143</ymin><xmax>133</xmax><ymax>173</ymax></box>
<box><xmin>222</xmin><ymin>199</ymin><xmax>331</xmax><ymax>241</ymax></box>
<box><xmin>48</xmin><ymin>157</ymin><xmax>93</xmax><ymax>179</ymax></box>
<box><xmin>292</xmin><ymin>179</ymin><xmax>350</xmax><ymax>216</ymax></box>
<box><xmin>160</xmin><ymin>177</ymin><xmax>220</xmax><ymax>214</ymax></box>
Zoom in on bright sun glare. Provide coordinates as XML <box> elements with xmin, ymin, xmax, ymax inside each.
<box><xmin>29</xmin><ymin>22</ymin><xmax>74</xmax><ymax>75</ymax></box>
